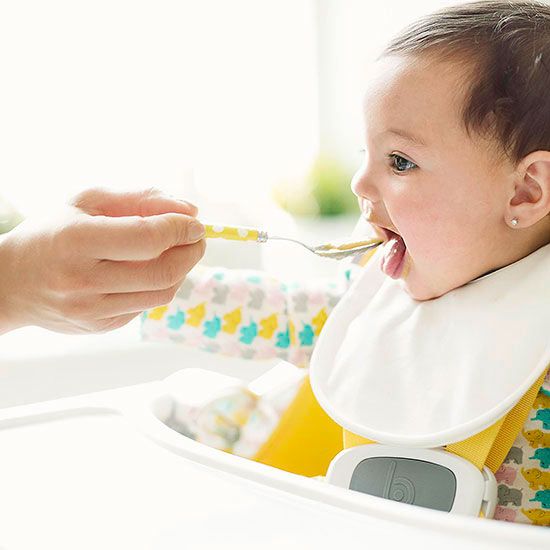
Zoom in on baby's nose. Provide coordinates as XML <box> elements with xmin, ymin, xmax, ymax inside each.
<box><xmin>351</xmin><ymin>168</ymin><xmax>381</xmax><ymax>203</ymax></box>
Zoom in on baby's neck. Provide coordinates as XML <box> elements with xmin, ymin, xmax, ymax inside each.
<box><xmin>472</xmin><ymin>224</ymin><xmax>550</xmax><ymax>283</ymax></box>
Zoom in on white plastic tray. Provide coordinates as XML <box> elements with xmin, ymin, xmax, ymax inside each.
<box><xmin>0</xmin><ymin>347</ymin><xmax>546</xmax><ymax>550</ymax></box>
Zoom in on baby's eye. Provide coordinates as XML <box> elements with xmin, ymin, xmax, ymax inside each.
<box><xmin>388</xmin><ymin>153</ymin><xmax>417</xmax><ymax>173</ymax></box>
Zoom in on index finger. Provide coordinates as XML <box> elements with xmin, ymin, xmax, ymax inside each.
<box><xmin>70</xmin><ymin>187</ymin><xmax>199</xmax><ymax>218</ymax></box>
<box><xmin>79</xmin><ymin>213</ymin><xmax>206</xmax><ymax>261</ymax></box>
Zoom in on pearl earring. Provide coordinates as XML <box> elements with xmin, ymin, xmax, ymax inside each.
<box><xmin>511</xmin><ymin>217</ymin><xmax>519</xmax><ymax>227</ymax></box>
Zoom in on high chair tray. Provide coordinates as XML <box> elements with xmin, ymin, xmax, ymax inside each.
<box><xmin>0</xmin><ymin>347</ymin><xmax>545</xmax><ymax>550</ymax></box>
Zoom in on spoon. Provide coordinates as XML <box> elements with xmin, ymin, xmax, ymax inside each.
<box><xmin>204</xmin><ymin>224</ymin><xmax>383</xmax><ymax>260</ymax></box>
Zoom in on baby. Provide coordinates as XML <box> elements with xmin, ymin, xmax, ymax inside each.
<box><xmin>142</xmin><ymin>1</ymin><xmax>550</xmax><ymax>526</ymax></box>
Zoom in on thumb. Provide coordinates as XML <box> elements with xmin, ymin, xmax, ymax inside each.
<box><xmin>69</xmin><ymin>187</ymin><xmax>199</xmax><ymax>218</ymax></box>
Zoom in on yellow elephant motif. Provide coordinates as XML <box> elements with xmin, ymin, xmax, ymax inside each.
<box><xmin>259</xmin><ymin>314</ymin><xmax>278</xmax><ymax>339</ymax></box>
<box><xmin>522</xmin><ymin>429</ymin><xmax>550</xmax><ymax>448</ymax></box>
<box><xmin>186</xmin><ymin>303</ymin><xmax>206</xmax><ymax>327</ymax></box>
<box><xmin>521</xmin><ymin>508</ymin><xmax>550</xmax><ymax>526</ymax></box>
<box><xmin>534</xmin><ymin>392</ymin><xmax>550</xmax><ymax>409</ymax></box>
<box><xmin>312</xmin><ymin>308</ymin><xmax>328</xmax><ymax>336</ymax></box>
<box><xmin>521</xmin><ymin>467</ymin><xmax>550</xmax><ymax>490</ymax></box>
<box><xmin>222</xmin><ymin>308</ymin><xmax>242</xmax><ymax>334</ymax></box>
<box><xmin>148</xmin><ymin>306</ymin><xmax>168</xmax><ymax>320</ymax></box>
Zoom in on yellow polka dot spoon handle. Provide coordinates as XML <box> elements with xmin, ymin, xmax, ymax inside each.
<box><xmin>204</xmin><ymin>224</ymin><xmax>267</xmax><ymax>243</ymax></box>
<box><xmin>203</xmin><ymin>223</ymin><xmax>382</xmax><ymax>260</ymax></box>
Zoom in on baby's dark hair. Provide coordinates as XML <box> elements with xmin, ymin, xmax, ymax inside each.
<box><xmin>381</xmin><ymin>0</ymin><xmax>550</xmax><ymax>164</ymax></box>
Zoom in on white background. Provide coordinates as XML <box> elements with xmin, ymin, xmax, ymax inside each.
<box><xmin>1</xmin><ymin>1</ymin><xmax>459</xmax><ymax>217</ymax></box>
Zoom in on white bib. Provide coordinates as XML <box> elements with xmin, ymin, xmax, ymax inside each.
<box><xmin>310</xmin><ymin>243</ymin><xmax>550</xmax><ymax>448</ymax></box>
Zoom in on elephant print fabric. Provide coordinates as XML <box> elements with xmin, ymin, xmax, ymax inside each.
<box><xmin>140</xmin><ymin>264</ymin><xmax>348</xmax><ymax>368</ymax></box>
<box><xmin>494</xmin><ymin>384</ymin><xmax>550</xmax><ymax>526</ymax></box>
<box><xmin>141</xmin><ymin>261</ymin><xmax>550</xmax><ymax>527</ymax></box>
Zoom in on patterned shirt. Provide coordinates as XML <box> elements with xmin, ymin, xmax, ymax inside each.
<box><xmin>141</xmin><ymin>261</ymin><xmax>550</xmax><ymax>527</ymax></box>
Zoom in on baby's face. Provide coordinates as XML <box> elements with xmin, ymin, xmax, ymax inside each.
<box><xmin>352</xmin><ymin>54</ymin><xmax>517</xmax><ymax>300</ymax></box>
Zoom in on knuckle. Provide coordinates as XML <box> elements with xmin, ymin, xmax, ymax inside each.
<box><xmin>169</xmin><ymin>241</ymin><xmax>204</xmax><ymax>279</ymax></box>
<box><xmin>185</xmin><ymin>240</ymin><xmax>206</xmax><ymax>270</ymax></box>
<box><xmin>137</xmin><ymin>217</ymin><xmax>162</xmax><ymax>253</ymax></box>
<box><xmin>47</xmin><ymin>270</ymin><xmax>68</xmax><ymax>294</ymax></box>
<box><xmin>195</xmin><ymin>239</ymin><xmax>207</xmax><ymax>261</ymax></box>
<box><xmin>52</xmin><ymin>219</ymin><xmax>88</xmax><ymax>256</ymax></box>
<box><xmin>137</xmin><ymin>187</ymin><xmax>165</xmax><ymax>217</ymax></box>
<box><xmin>155</xmin><ymin>285</ymin><xmax>178</xmax><ymax>306</ymax></box>
<box><xmin>75</xmin><ymin>270</ymin><xmax>95</xmax><ymax>292</ymax></box>
<box><xmin>158</xmin><ymin>257</ymin><xmax>181</xmax><ymax>288</ymax></box>
<box><xmin>164</xmin><ymin>215</ymin><xmax>187</xmax><ymax>247</ymax></box>
<box><xmin>52</xmin><ymin>223</ymin><xmax>75</xmax><ymax>252</ymax></box>
<box><xmin>142</xmin><ymin>186</ymin><xmax>163</xmax><ymax>198</ymax></box>
<box><xmin>60</xmin><ymin>296</ymin><xmax>91</xmax><ymax>320</ymax></box>
<box><xmin>52</xmin><ymin>266</ymin><xmax>94</xmax><ymax>295</ymax></box>
<box><xmin>164</xmin><ymin>242</ymin><xmax>203</xmax><ymax>281</ymax></box>
<box><xmin>47</xmin><ymin>269</ymin><xmax>74</xmax><ymax>295</ymax></box>
<box><xmin>167</xmin><ymin>215</ymin><xmax>185</xmax><ymax>245</ymax></box>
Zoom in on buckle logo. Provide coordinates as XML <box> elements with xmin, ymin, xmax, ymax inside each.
<box><xmin>382</xmin><ymin>460</ymin><xmax>416</xmax><ymax>504</ymax></box>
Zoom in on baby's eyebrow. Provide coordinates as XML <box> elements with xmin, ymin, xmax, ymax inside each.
<box><xmin>382</xmin><ymin>128</ymin><xmax>428</xmax><ymax>148</ymax></box>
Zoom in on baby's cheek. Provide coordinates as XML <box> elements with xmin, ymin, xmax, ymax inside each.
<box><xmin>404</xmin><ymin>221</ymin><xmax>469</xmax><ymax>276</ymax></box>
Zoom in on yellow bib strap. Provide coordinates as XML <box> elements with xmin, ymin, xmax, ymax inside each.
<box><xmin>253</xmin><ymin>376</ymin><xmax>343</xmax><ymax>477</ymax></box>
<box><xmin>445</xmin><ymin>417</ymin><xmax>505</xmax><ymax>471</ymax></box>
<box><xmin>447</xmin><ymin>367</ymin><xmax>549</xmax><ymax>473</ymax></box>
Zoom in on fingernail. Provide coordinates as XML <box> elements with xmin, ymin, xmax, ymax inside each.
<box><xmin>188</xmin><ymin>221</ymin><xmax>205</xmax><ymax>241</ymax></box>
<box><xmin>166</xmin><ymin>193</ymin><xmax>197</xmax><ymax>210</ymax></box>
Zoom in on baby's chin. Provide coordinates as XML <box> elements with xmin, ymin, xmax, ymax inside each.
<box><xmin>397</xmin><ymin>259</ymin><xmax>463</xmax><ymax>302</ymax></box>
<box><xmin>401</xmin><ymin>284</ymin><xmax>448</xmax><ymax>302</ymax></box>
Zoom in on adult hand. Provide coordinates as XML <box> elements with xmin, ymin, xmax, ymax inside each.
<box><xmin>0</xmin><ymin>187</ymin><xmax>206</xmax><ymax>335</ymax></box>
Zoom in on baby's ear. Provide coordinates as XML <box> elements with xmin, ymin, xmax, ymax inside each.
<box><xmin>509</xmin><ymin>151</ymin><xmax>550</xmax><ymax>227</ymax></box>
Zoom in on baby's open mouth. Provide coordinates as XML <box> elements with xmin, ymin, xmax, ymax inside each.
<box><xmin>379</xmin><ymin>227</ymin><xmax>407</xmax><ymax>279</ymax></box>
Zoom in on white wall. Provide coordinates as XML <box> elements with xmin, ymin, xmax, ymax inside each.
<box><xmin>0</xmin><ymin>1</ymin><xmax>318</xmax><ymax>218</ymax></box>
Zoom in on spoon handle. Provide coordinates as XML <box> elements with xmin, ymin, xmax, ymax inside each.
<box><xmin>204</xmin><ymin>224</ymin><xmax>267</xmax><ymax>242</ymax></box>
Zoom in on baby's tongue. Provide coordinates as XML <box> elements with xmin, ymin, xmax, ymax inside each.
<box><xmin>380</xmin><ymin>234</ymin><xmax>407</xmax><ymax>279</ymax></box>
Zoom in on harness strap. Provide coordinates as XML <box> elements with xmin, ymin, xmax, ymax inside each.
<box><xmin>447</xmin><ymin>366</ymin><xmax>549</xmax><ymax>472</ymax></box>
<box><xmin>254</xmin><ymin>377</ymin><xmax>343</xmax><ymax>477</ymax></box>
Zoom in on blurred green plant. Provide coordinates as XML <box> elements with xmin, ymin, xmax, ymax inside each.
<box><xmin>272</xmin><ymin>155</ymin><xmax>358</xmax><ymax>217</ymax></box>
<box><xmin>0</xmin><ymin>195</ymin><xmax>24</xmax><ymax>234</ymax></box>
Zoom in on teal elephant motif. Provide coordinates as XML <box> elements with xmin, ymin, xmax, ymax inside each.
<box><xmin>529</xmin><ymin>448</ymin><xmax>550</xmax><ymax>469</ymax></box>
<box><xmin>203</xmin><ymin>316</ymin><xmax>222</xmax><ymax>338</ymax></box>
<box><xmin>167</xmin><ymin>309</ymin><xmax>185</xmax><ymax>330</ymax></box>
<box><xmin>530</xmin><ymin>490</ymin><xmax>550</xmax><ymax>509</ymax></box>
<box><xmin>531</xmin><ymin>408</ymin><xmax>550</xmax><ymax>430</ymax></box>
<box><xmin>298</xmin><ymin>324</ymin><xmax>314</xmax><ymax>346</ymax></box>
<box><xmin>275</xmin><ymin>327</ymin><xmax>290</xmax><ymax>349</ymax></box>
<box><xmin>239</xmin><ymin>321</ymin><xmax>258</xmax><ymax>345</ymax></box>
